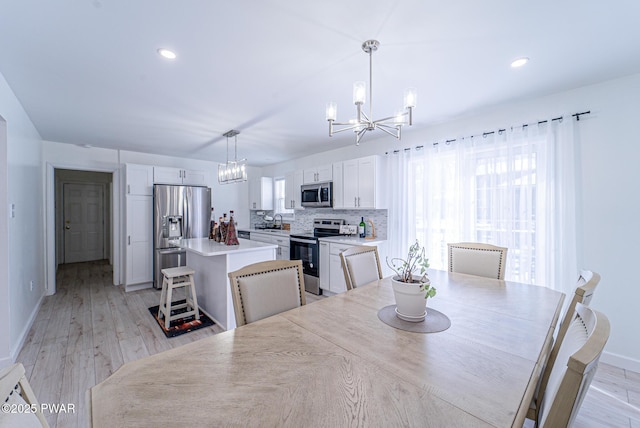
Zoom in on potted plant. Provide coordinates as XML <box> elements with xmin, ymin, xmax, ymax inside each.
<box><xmin>386</xmin><ymin>240</ymin><xmax>436</xmax><ymax>322</ymax></box>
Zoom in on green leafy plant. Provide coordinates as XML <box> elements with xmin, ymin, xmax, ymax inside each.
<box><xmin>386</xmin><ymin>240</ymin><xmax>436</xmax><ymax>299</ymax></box>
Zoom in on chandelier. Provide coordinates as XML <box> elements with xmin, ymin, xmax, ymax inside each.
<box><xmin>218</xmin><ymin>130</ymin><xmax>247</xmax><ymax>184</ymax></box>
<box><xmin>326</xmin><ymin>40</ymin><xmax>416</xmax><ymax>145</ymax></box>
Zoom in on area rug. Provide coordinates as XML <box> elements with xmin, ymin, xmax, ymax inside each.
<box><xmin>148</xmin><ymin>300</ymin><xmax>215</xmax><ymax>338</ymax></box>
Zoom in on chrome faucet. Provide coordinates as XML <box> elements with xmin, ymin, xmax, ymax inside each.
<box><xmin>274</xmin><ymin>214</ymin><xmax>283</xmax><ymax>230</ymax></box>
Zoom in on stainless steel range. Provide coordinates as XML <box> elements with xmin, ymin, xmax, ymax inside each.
<box><xmin>290</xmin><ymin>218</ymin><xmax>344</xmax><ymax>295</ymax></box>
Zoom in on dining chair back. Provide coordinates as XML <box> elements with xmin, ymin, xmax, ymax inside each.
<box><xmin>536</xmin><ymin>303</ymin><xmax>610</xmax><ymax>428</ymax></box>
<box><xmin>340</xmin><ymin>245</ymin><xmax>383</xmax><ymax>290</ymax></box>
<box><xmin>0</xmin><ymin>363</ymin><xmax>50</xmax><ymax>427</ymax></box>
<box><xmin>228</xmin><ymin>259</ymin><xmax>306</xmax><ymax>327</ymax></box>
<box><xmin>530</xmin><ymin>270</ymin><xmax>601</xmax><ymax>420</ymax></box>
<box><xmin>447</xmin><ymin>242</ymin><xmax>508</xmax><ymax>280</ymax></box>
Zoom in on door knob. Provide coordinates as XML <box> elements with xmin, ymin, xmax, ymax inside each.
<box><xmin>65</xmin><ymin>226</ymin><xmax>71</xmax><ymax>230</ymax></box>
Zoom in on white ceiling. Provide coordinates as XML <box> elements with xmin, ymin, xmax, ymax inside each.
<box><xmin>2</xmin><ymin>1</ymin><xmax>640</xmax><ymax>166</ymax></box>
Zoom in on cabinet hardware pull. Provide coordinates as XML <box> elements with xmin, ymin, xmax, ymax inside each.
<box><xmin>127</xmin><ymin>184</ymin><xmax>130</xmax><ymax>194</ymax></box>
<box><xmin>358</xmin><ymin>196</ymin><xmax>361</xmax><ymax>207</ymax></box>
<box><xmin>128</xmin><ymin>236</ymin><xmax>131</xmax><ymax>245</ymax></box>
<box><xmin>354</xmin><ymin>197</ymin><xmax>357</xmax><ymax>207</ymax></box>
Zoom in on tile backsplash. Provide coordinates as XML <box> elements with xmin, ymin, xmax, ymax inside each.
<box><xmin>250</xmin><ymin>208</ymin><xmax>387</xmax><ymax>239</ymax></box>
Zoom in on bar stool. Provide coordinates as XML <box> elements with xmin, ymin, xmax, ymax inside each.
<box><xmin>158</xmin><ymin>266</ymin><xmax>200</xmax><ymax>329</ymax></box>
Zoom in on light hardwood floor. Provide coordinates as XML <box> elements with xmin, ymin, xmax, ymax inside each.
<box><xmin>14</xmin><ymin>260</ymin><xmax>640</xmax><ymax>428</ymax></box>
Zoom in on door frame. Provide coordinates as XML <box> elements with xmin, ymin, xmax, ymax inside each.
<box><xmin>45</xmin><ymin>163</ymin><xmax>121</xmax><ymax>295</ymax></box>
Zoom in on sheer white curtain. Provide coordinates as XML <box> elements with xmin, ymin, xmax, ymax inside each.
<box><xmin>387</xmin><ymin>118</ymin><xmax>578</xmax><ymax>294</ymax></box>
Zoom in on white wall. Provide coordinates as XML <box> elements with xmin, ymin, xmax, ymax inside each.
<box><xmin>0</xmin><ymin>72</ymin><xmax>46</xmax><ymax>366</ymax></box>
<box><xmin>264</xmin><ymin>73</ymin><xmax>640</xmax><ymax>371</ymax></box>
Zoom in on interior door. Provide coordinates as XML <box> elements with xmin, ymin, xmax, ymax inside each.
<box><xmin>64</xmin><ymin>183</ymin><xmax>104</xmax><ymax>263</ymax></box>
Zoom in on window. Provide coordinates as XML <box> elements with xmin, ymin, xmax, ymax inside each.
<box><xmin>387</xmin><ymin>119</ymin><xmax>581</xmax><ymax>291</ymax></box>
<box><xmin>273</xmin><ymin>177</ymin><xmax>294</xmax><ymax>216</ymax></box>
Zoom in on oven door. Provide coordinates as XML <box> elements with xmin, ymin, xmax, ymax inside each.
<box><xmin>289</xmin><ymin>237</ymin><xmax>319</xmax><ymax>277</ymax></box>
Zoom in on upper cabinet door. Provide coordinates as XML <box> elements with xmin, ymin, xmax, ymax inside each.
<box><xmin>356</xmin><ymin>157</ymin><xmax>376</xmax><ymax>209</ymax></box>
<box><xmin>342</xmin><ymin>159</ymin><xmax>359</xmax><ymax>208</ymax></box>
<box><xmin>153</xmin><ymin>167</ymin><xmax>183</xmax><ymax>185</ymax></box>
<box><xmin>337</xmin><ymin>156</ymin><xmax>384</xmax><ymax>209</ymax></box>
<box><xmin>303</xmin><ymin>164</ymin><xmax>332</xmax><ymax>184</ymax></box>
<box><xmin>285</xmin><ymin>170</ymin><xmax>305</xmax><ymax>210</ymax></box>
<box><xmin>154</xmin><ymin>167</ymin><xmax>210</xmax><ymax>186</ymax></box>
<box><xmin>125</xmin><ymin>164</ymin><xmax>154</xmax><ymax>196</ymax></box>
<box><xmin>316</xmin><ymin>165</ymin><xmax>333</xmax><ymax>182</ymax></box>
<box><xmin>249</xmin><ymin>177</ymin><xmax>273</xmax><ymax>210</ymax></box>
<box><xmin>303</xmin><ymin>169</ymin><xmax>317</xmax><ymax>184</ymax></box>
<box><xmin>332</xmin><ymin>162</ymin><xmax>344</xmax><ymax>209</ymax></box>
<box><xmin>182</xmin><ymin>169</ymin><xmax>209</xmax><ymax>186</ymax></box>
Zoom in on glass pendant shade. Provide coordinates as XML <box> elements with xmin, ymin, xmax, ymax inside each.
<box><xmin>404</xmin><ymin>88</ymin><xmax>417</xmax><ymax>108</ymax></box>
<box><xmin>353</xmin><ymin>81</ymin><xmax>366</xmax><ymax>104</ymax></box>
<box><xmin>326</xmin><ymin>102</ymin><xmax>337</xmax><ymax>121</ymax></box>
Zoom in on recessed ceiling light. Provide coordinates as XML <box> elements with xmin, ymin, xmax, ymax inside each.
<box><xmin>157</xmin><ymin>48</ymin><xmax>177</xmax><ymax>60</ymax></box>
<box><xmin>511</xmin><ymin>57</ymin><xmax>529</xmax><ymax>68</ymax></box>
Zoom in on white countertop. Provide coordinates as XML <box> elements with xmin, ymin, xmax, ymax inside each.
<box><xmin>175</xmin><ymin>238</ymin><xmax>277</xmax><ymax>257</ymax></box>
<box><xmin>238</xmin><ymin>228</ymin><xmax>290</xmax><ymax>237</ymax></box>
<box><xmin>317</xmin><ymin>236</ymin><xmax>387</xmax><ymax>245</ymax></box>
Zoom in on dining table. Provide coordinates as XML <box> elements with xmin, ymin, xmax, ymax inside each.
<box><xmin>89</xmin><ymin>269</ymin><xmax>565</xmax><ymax>427</ymax></box>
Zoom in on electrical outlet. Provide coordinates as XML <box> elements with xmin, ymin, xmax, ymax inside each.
<box><xmin>30</xmin><ymin>280</ymin><xmax>34</xmax><ymax>291</ymax></box>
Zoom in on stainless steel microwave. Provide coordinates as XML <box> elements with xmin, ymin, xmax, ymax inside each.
<box><xmin>301</xmin><ymin>182</ymin><xmax>333</xmax><ymax>208</ymax></box>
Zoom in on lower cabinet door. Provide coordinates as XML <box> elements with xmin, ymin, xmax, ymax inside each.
<box><xmin>329</xmin><ymin>254</ymin><xmax>348</xmax><ymax>294</ymax></box>
<box><xmin>319</xmin><ymin>242</ymin><xmax>330</xmax><ymax>290</ymax></box>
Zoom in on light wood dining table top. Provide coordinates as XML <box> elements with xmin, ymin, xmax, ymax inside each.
<box><xmin>89</xmin><ymin>270</ymin><xmax>565</xmax><ymax>428</ymax></box>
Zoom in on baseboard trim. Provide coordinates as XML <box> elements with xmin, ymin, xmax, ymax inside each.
<box><xmin>125</xmin><ymin>282</ymin><xmax>153</xmax><ymax>292</ymax></box>
<box><xmin>0</xmin><ymin>356</ymin><xmax>13</xmax><ymax>369</ymax></box>
<box><xmin>601</xmin><ymin>351</ymin><xmax>640</xmax><ymax>373</ymax></box>
<box><xmin>9</xmin><ymin>293</ymin><xmax>45</xmax><ymax>362</ymax></box>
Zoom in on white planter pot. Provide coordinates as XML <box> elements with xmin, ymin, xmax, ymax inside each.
<box><xmin>391</xmin><ymin>276</ymin><xmax>429</xmax><ymax>322</ymax></box>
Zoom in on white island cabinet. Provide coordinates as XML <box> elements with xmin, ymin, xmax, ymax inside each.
<box><xmin>175</xmin><ymin>238</ymin><xmax>277</xmax><ymax>330</ymax></box>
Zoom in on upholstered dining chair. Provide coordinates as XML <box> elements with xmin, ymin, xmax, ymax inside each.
<box><xmin>0</xmin><ymin>363</ymin><xmax>49</xmax><ymax>427</ymax></box>
<box><xmin>528</xmin><ymin>270</ymin><xmax>601</xmax><ymax>421</ymax></box>
<box><xmin>228</xmin><ymin>259</ymin><xmax>306</xmax><ymax>327</ymax></box>
<box><xmin>447</xmin><ymin>242</ymin><xmax>508</xmax><ymax>280</ymax></box>
<box><xmin>340</xmin><ymin>245</ymin><xmax>383</xmax><ymax>290</ymax></box>
<box><xmin>531</xmin><ymin>303</ymin><xmax>610</xmax><ymax>427</ymax></box>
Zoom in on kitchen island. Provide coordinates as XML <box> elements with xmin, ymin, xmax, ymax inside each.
<box><xmin>175</xmin><ymin>238</ymin><xmax>277</xmax><ymax>330</ymax></box>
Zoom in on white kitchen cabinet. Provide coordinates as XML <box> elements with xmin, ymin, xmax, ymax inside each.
<box><xmin>332</xmin><ymin>162</ymin><xmax>344</xmax><ymax>209</ymax></box>
<box><xmin>319</xmin><ymin>241</ymin><xmax>330</xmax><ymax>291</ymax></box>
<box><xmin>154</xmin><ymin>166</ymin><xmax>209</xmax><ymax>186</ymax></box>
<box><xmin>251</xmin><ymin>232</ymin><xmax>289</xmax><ymax>260</ymax></box>
<box><xmin>303</xmin><ymin>164</ymin><xmax>332</xmax><ymax>184</ymax></box>
<box><xmin>249</xmin><ymin>177</ymin><xmax>273</xmax><ymax>210</ymax></box>
<box><xmin>125</xmin><ymin>195</ymin><xmax>153</xmax><ymax>286</ymax></box>
<box><xmin>284</xmin><ymin>170</ymin><xmax>304</xmax><ymax>210</ymax></box>
<box><xmin>328</xmin><ymin>242</ymin><xmax>353</xmax><ymax>294</ymax></box>
<box><xmin>272</xmin><ymin>236</ymin><xmax>290</xmax><ymax>260</ymax></box>
<box><xmin>125</xmin><ymin>163</ymin><xmax>154</xmax><ymax>196</ymax></box>
<box><xmin>342</xmin><ymin>155</ymin><xmax>384</xmax><ymax>209</ymax></box>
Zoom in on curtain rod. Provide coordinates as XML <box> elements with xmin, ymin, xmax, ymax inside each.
<box><xmin>385</xmin><ymin>110</ymin><xmax>590</xmax><ymax>154</ymax></box>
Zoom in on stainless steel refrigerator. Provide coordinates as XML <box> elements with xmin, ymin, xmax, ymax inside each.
<box><xmin>153</xmin><ymin>184</ymin><xmax>211</xmax><ymax>289</ymax></box>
